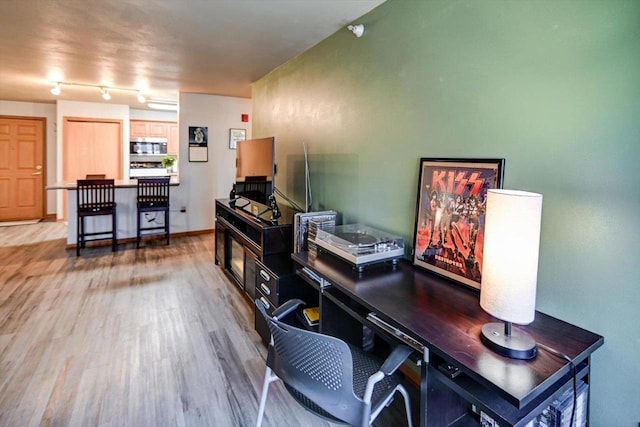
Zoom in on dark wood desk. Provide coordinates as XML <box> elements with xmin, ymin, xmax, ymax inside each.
<box><xmin>292</xmin><ymin>252</ymin><xmax>603</xmax><ymax>426</ymax></box>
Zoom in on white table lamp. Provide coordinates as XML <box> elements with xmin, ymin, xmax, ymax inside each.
<box><xmin>480</xmin><ymin>189</ymin><xmax>543</xmax><ymax>360</ymax></box>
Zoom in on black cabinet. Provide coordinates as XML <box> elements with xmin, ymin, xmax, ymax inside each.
<box><xmin>215</xmin><ymin>223</ymin><xmax>227</xmax><ymax>267</ymax></box>
<box><xmin>254</xmin><ymin>256</ymin><xmax>318</xmax><ymax>345</ymax></box>
<box><xmin>215</xmin><ymin>198</ymin><xmax>296</xmax><ymax>292</ymax></box>
<box><xmin>215</xmin><ymin>198</ymin><xmax>319</xmax><ymax>345</ymax></box>
<box><xmin>244</xmin><ymin>248</ymin><xmax>258</xmax><ymax>299</ymax></box>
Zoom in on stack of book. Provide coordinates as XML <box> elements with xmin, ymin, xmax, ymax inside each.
<box><xmin>538</xmin><ymin>380</ymin><xmax>588</xmax><ymax>427</ymax></box>
<box><xmin>307</xmin><ymin>217</ymin><xmax>336</xmax><ymax>259</ymax></box>
<box><xmin>293</xmin><ymin>210</ymin><xmax>337</xmax><ymax>254</ymax></box>
<box><xmin>480</xmin><ymin>380</ymin><xmax>589</xmax><ymax>427</ymax></box>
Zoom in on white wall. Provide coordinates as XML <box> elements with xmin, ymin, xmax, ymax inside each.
<box><xmin>0</xmin><ymin>101</ymin><xmax>57</xmax><ymax>215</ymax></box>
<box><xmin>177</xmin><ymin>93</ymin><xmax>252</xmax><ymax>232</ymax></box>
<box><xmin>130</xmin><ymin>109</ymin><xmax>177</xmax><ymax>121</ymax></box>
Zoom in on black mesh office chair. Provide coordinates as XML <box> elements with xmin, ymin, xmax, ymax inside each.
<box><xmin>136</xmin><ymin>177</ymin><xmax>170</xmax><ymax>248</ymax></box>
<box><xmin>255</xmin><ymin>299</ymin><xmax>414</xmax><ymax>427</ymax></box>
<box><xmin>76</xmin><ymin>178</ymin><xmax>117</xmax><ymax>256</ymax></box>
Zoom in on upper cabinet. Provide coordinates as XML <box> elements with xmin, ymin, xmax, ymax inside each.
<box><xmin>168</xmin><ymin>123</ymin><xmax>179</xmax><ymax>155</ymax></box>
<box><xmin>130</xmin><ymin>121</ymin><xmax>149</xmax><ymax>138</ymax></box>
<box><xmin>149</xmin><ymin>122</ymin><xmax>168</xmax><ymax>138</ymax></box>
<box><xmin>130</xmin><ymin>120</ymin><xmax>179</xmax><ymax>155</ymax></box>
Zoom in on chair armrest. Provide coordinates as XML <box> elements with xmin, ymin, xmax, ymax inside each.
<box><xmin>363</xmin><ymin>345</ymin><xmax>414</xmax><ymax>404</ymax></box>
<box><xmin>380</xmin><ymin>344</ymin><xmax>414</xmax><ymax>376</ymax></box>
<box><xmin>272</xmin><ymin>299</ymin><xmax>305</xmax><ymax>320</ymax></box>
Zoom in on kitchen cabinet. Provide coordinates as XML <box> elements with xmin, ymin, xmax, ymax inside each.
<box><xmin>148</xmin><ymin>122</ymin><xmax>168</xmax><ymax>137</ymax></box>
<box><xmin>130</xmin><ymin>120</ymin><xmax>179</xmax><ymax>155</ymax></box>
<box><xmin>168</xmin><ymin>124</ymin><xmax>179</xmax><ymax>155</ymax></box>
<box><xmin>130</xmin><ymin>121</ymin><xmax>149</xmax><ymax>138</ymax></box>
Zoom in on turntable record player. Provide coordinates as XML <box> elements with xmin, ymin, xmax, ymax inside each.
<box><xmin>311</xmin><ymin>224</ymin><xmax>404</xmax><ymax>270</ymax></box>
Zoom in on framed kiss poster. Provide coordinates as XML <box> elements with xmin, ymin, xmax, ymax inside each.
<box><xmin>412</xmin><ymin>158</ymin><xmax>505</xmax><ymax>290</ymax></box>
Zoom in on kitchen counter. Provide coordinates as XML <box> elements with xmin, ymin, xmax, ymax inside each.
<box><xmin>47</xmin><ymin>176</ymin><xmax>180</xmax><ymax>190</ymax></box>
<box><xmin>47</xmin><ymin>177</ymin><xmax>181</xmax><ymax>247</ymax></box>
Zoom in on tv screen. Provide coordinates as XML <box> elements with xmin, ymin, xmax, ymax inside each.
<box><xmin>235</xmin><ymin>136</ymin><xmax>275</xmax><ymax>204</ymax></box>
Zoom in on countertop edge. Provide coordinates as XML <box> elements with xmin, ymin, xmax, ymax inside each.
<box><xmin>47</xmin><ymin>177</ymin><xmax>180</xmax><ymax>190</ymax></box>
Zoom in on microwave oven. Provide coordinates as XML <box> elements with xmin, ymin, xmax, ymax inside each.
<box><xmin>130</xmin><ymin>137</ymin><xmax>168</xmax><ymax>155</ymax></box>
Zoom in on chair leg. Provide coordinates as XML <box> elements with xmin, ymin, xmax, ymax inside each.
<box><xmin>256</xmin><ymin>367</ymin><xmax>279</xmax><ymax>427</ymax></box>
<box><xmin>136</xmin><ymin>210</ymin><xmax>141</xmax><ymax>249</ymax></box>
<box><xmin>369</xmin><ymin>384</ymin><xmax>413</xmax><ymax>427</ymax></box>
<box><xmin>77</xmin><ymin>215</ymin><xmax>81</xmax><ymax>256</ymax></box>
<box><xmin>165</xmin><ymin>208</ymin><xmax>170</xmax><ymax>245</ymax></box>
<box><xmin>398</xmin><ymin>385</ymin><xmax>413</xmax><ymax>427</ymax></box>
<box><xmin>112</xmin><ymin>211</ymin><xmax>117</xmax><ymax>252</ymax></box>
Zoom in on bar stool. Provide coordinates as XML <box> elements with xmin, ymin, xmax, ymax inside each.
<box><xmin>76</xmin><ymin>179</ymin><xmax>117</xmax><ymax>256</ymax></box>
<box><xmin>136</xmin><ymin>177</ymin><xmax>171</xmax><ymax>248</ymax></box>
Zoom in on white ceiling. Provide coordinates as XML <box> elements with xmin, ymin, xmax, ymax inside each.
<box><xmin>0</xmin><ymin>0</ymin><xmax>385</xmax><ymax>109</ymax></box>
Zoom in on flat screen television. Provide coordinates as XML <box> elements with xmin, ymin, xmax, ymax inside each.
<box><xmin>235</xmin><ymin>136</ymin><xmax>275</xmax><ymax>204</ymax></box>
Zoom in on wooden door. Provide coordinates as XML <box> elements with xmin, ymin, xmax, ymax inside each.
<box><xmin>0</xmin><ymin>117</ymin><xmax>45</xmax><ymax>221</ymax></box>
<box><xmin>64</xmin><ymin>118</ymin><xmax>122</xmax><ymax>180</ymax></box>
<box><xmin>63</xmin><ymin>118</ymin><xmax>122</xmax><ymax>219</ymax></box>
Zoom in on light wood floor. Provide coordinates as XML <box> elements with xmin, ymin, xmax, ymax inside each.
<box><xmin>0</xmin><ymin>222</ymin><xmax>413</xmax><ymax>427</ymax></box>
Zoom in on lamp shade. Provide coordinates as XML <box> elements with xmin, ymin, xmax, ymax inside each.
<box><xmin>480</xmin><ymin>189</ymin><xmax>543</xmax><ymax>325</ymax></box>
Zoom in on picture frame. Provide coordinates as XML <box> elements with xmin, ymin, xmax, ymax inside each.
<box><xmin>412</xmin><ymin>158</ymin><xmax>505</xmax><ymax>290</ymax></box>
<box><xmin>188</xmin><ymin>126</ymin><xmax>208</xmax><ymax>162</ymax></box>
<box><xmin>229</xmin><ymin>128</ymin><xmax>246</xmax><ymax>149</ymax></box>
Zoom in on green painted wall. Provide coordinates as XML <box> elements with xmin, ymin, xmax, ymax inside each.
<box><xmin>253</xmin><ymin>0</ymin><xmax>640</xmax><ymax>424</ymax></box>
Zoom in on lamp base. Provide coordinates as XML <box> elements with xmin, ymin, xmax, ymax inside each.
<box><xmin>480</xmin><ymin>322</ymin><xmax>537</xmax><ymax>360</ymax></box>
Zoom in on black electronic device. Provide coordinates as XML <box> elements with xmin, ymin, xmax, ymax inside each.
<box><xmin>234</xmin><ymin>136</ymin><xmax>275</xmax><ymax>204</ymax></box>
<box><xmin>312</xmin><ymin>224</ymin><xmax>405</xmax><ymax>271</ymax></box>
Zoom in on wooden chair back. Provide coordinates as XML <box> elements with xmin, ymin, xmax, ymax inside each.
<box><xmin>77</xmin><ymin>179</ymin><xmax>116</xmax><ymax>214</ymax></box>
<box><xmin>137</xmin><ymin>177</ymin><xmax>170</xmax><ymax>208</ymax></box>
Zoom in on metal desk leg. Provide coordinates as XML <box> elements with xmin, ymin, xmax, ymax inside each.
<box><xmin>420</xmin><ymin>346</ymin><xmax>429</xmax><ymax>427</ymax></box>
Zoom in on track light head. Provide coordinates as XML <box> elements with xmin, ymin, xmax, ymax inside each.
<box><xmin>50</xmin><ymin>83</ymin><xmax>61</xmax><ymax>96</ymax></box>
<box><xmin>101</xmin><ymin>87</ymin><xmax>111</xmax><ymax>101</ymax></box>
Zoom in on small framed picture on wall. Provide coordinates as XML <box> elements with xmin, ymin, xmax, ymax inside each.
<box><xmin>229</xmin><ymin>128</ymin><xmax>246</xmax><ymax>149</ymax></box>
<box><xmin>188</xmin><ymin>126</ymin><xmax>208</xmax><ymax>162</ymax></box>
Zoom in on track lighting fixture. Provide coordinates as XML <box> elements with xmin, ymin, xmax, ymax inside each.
<box><xmin>147</xmin><ymin>100</ymin><xmax>178</xmax><ymax>111</ymax></box>
<box><xmin>50</xmin><ymin>82</ymin><xmax>61</xmax><ymax>95</ymax></box>
<box><xmin>48</xmin><ymin>81</ymin><xmax>158</xmax><ymax>105</ymax></box>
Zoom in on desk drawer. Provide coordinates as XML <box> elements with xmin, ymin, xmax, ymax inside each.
<box><xmin>255</xmin><ymin>294</ymin><xmax>275</xmax><ymax>344</ymax></box>
<box><xmin>256</xmin><ymin>264</ymin><xmax>278</xmax><ymax>306</ymax></box>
